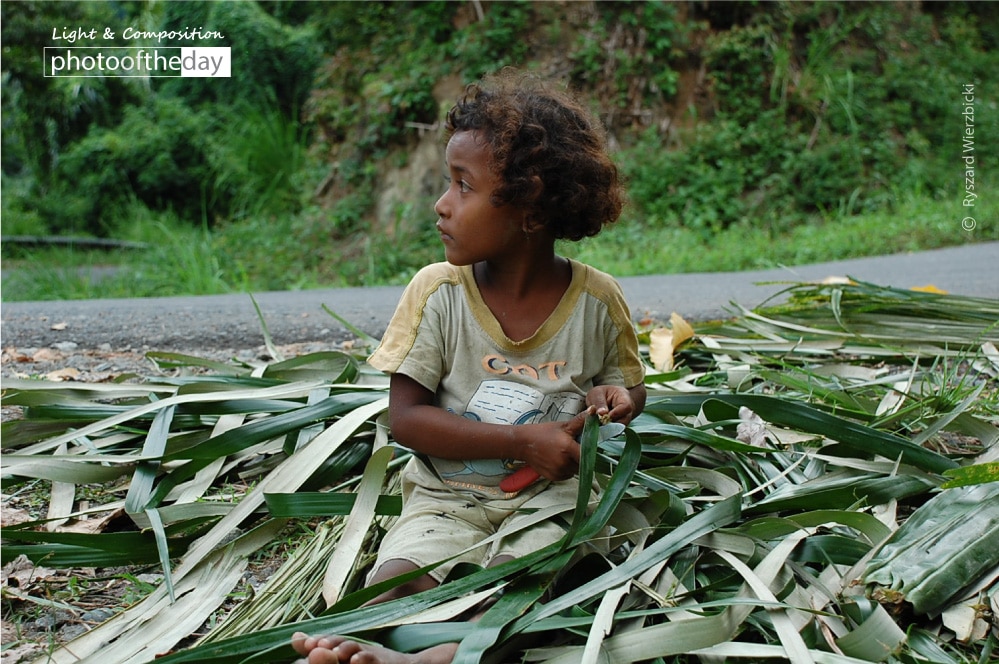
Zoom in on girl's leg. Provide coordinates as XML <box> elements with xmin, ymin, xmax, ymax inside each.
<box><xmin>362</xmin><ymin>559</ymin><xmax>439</xmax><ymax>605</ymax></box>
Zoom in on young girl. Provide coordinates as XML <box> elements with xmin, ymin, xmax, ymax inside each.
<box><xmin>293</xmin><ymin>71</ymin><xmax>646</xmax><ymax>664</ymax></box>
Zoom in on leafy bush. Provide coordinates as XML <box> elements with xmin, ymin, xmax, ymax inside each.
<box><xmin>210</xmin><ymin>100</ymin><xmax>312</xmax><ymax>218</ymax></box>
<box><xmin>623</xmin><ymin>113</ymin><xmax>803</xmax><ymax>231</ymax></box>
<box><xmin>38</xmin><ymin>96</ymin><xmax>317</xmax><ymax>234</ymax></box>
<box><xmin>620</xmin><ymin>0</ymin><xmax>997</xmax><ymax>231</ymax></box>
<box><xmin>2</xmin><ymin>0</ymin><xmax>996</xmax><ymax>287</ymax></box>
<box><xmin>43</xmin><ymin>98</ymin><xmax>216</xmax><ymax>234</ymax></box>
<box><xmin>306</xmin><ymin>2</ymin><xmax>455</xmax><ymax>155</ymax></box>
<box><xmin>0</xmin><ymin>0</ymin><xmax>143</xmax><ymax>183</ymax></box>
<box><xmin>453</xmin><ymin>1</ymin><xmax>532</xmax><ymax>79</ymax></box>
<box><xmin>569</xmin><ymin>2</ymin><xmax>682</xmax><ymax>125</ymax></box>
<box><xmin>703</xmin><ymin>22</ymin><xmax>774</xmax><ymax>123</ymax></box>
<box><xmin>156</xmin><ymin>0</ymin><xmax>321</xmax><ymax>118</ymax></box>
<box><xmin>0</xmin><ymin>175</ymin><xmax>46</xmax><ymax>238</ymax></box>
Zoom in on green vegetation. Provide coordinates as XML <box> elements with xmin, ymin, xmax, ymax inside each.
<box><xmin>3</xmin><ymin>191</ymin><xmax>992</xmax><ymax>302</ymax></box>
<box><xmin>4</xmin><ymin>282</ymin><xmax>997</xmax><ymax>661</ymax></box>
<box><xmin>2</xmin><ymin>0</ymin><xmax>997</xmax><ymax>302</ymax></box>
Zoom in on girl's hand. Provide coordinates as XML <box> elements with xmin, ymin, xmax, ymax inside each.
<box><xmin>515</xmin><ymin>407</ymin><xmax>593</xmax><ymax>482</ymax></box>
<box><xmin>586</xmin><ymin>385</ymin><xmax>638</xmax><ymax>425</ymax></box>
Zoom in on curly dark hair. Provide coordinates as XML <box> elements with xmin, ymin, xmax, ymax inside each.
<box><xmin>444</xmin><ymin>70</ymin><xmax>624</xmax><ymax>241</ymax></box>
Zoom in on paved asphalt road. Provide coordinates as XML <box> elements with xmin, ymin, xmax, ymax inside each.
<box><xmin>2</xmin><ymin>242</ymin><xmax>997</xmax><ymax>352</ymax></box>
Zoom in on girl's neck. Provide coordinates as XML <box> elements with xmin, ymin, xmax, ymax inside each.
<box><xmin>474</xmin><ymin>250</ymin><xmax>567</xmax><ymax>299</ymax></box>
<box><xmin>473</xmin><ymin>253</ymin><xmax>572</xmax><ymax>342</ymax></box>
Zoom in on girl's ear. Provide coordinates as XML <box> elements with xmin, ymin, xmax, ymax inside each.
<box><xmin>525</xmin><ymin>175</ymin><xmax>544</xmax><ymax>203</ymax></box>
<box><xmin>522</xmin><ymin>213</ymin><xmax>546</xmax><ymax>235</ymax></box>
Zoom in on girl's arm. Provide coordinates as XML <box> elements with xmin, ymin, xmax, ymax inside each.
<box><xmin>387</xmin><ymin>373</ymin><xmax>588</xmax><ymax>482</ymax></box>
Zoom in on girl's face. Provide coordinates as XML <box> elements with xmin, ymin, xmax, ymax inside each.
<box><xmin>434</xmin><ymin>130</ymin><xmax>525</xmax><ymax>266</ymax></box>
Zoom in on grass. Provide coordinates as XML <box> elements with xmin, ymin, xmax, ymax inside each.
<box><xmin>2</xmin><ymin>281</ymin><xmax>997</xmax><ymax>663</ymax></box>
<box><xmin>2</xmin><ymin>191</ymin><xmax>994</xmax><ymax>302</ymax></box>
<box><xmin>563</xmin><ymin>192</ymin><xmax>998</xmax><ymax>277</ymax></box>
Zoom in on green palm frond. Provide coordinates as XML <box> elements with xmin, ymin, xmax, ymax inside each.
<box><xmin>3</xmin><ymin>281</ymin><xmax>997</xmax><ymax>663</ymax></box>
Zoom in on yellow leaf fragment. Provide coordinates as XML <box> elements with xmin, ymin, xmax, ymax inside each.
<box><xmin>648</xmin><ymin>312</ymin><xmax>695</xmax><ymax>372</ymax></box>
<box><xmin>911</xmin><ymin>284</ymin><xmax>948</xmax><ymax>294</ymax></box>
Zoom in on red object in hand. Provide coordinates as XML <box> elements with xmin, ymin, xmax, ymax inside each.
<box><xmin>499</xmin><ymin>466</ymin><xmax>541</xmax><ymax>493</ymax></box>
<box><xmin>498</xmin><ymin>422</ymin><xmax>624</xmax><ymax>493</ymax></box>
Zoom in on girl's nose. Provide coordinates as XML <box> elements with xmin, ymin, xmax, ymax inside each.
<box><xmin>434</xmin><ymin>189</ymin><xmax>449</xmax><ymax>218</ymax></box>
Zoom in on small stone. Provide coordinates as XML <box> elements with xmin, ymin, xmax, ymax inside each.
<box><xmin>53</xmin><ymin>342</ymin><xmax>79</xmax><ymax>352</ymax></box>
<box><xmin>81</xmin><ymin>608</ymin><xmax>115</xmax><ymax>623</ymax></box>
<box><xmin>61</xmin><ymin>623</ymin><xmax>88</xmax><ymax>640</ymax></box>
<box><xmin>33</xmin><ymin>610</ymin><xmax>75</xmax><ymax>630</ymax></box>
<box><xmin>135</xmin><ymin>573</ymin><xmax>163</xmax><ymax>584</ymax></box>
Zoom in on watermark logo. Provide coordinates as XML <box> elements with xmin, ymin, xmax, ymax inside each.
<box><xmin>961</xmin><ymin>83</ymin><xmax>976</xmax><ymax>231</ymax></box>
<box><xmin>44</xmin><ymin>26</ymin><xmax>229</xmax><ymax>78</ymax></box>
<box><xmin>45</xmin><ymin>47</ymin><xmax>230</xmax><ymax>78</ymax></box>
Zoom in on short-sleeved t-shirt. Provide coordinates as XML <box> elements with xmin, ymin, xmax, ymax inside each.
<box><xmin>368</xmin><ymin>260</ymin><xmax>645</xmax><ymax>498</ymax></box>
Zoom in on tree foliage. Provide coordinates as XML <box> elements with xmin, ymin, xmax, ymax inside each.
<box><xmin>1</xmin><ymin>1</ymin><xmax>996</xmax><ymax>242</ymax></box>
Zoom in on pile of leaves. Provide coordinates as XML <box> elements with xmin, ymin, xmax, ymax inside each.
<box><xmin>2</xmin><ymin>280</ymin><xmax>997</xmax><ymax>664</ymax></box>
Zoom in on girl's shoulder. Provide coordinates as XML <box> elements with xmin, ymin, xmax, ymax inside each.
<box><xmin>404</xmin><ymin>262</ymin><xmax>465</xmax><ymax>293</ymax></box>
<box><xmin>569</xmin><ymin>259</ymin><xmax>627</xmax><ymax>302</ymax></box>
<box><xmin>396</xmin><ymin>262</ymin><xmax>476</xmax><ymax>315</ymax></box>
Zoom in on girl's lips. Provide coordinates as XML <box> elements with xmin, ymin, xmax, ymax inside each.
<box><xmin>436</xmin><ymin>221</ymin><xmax>452</xmax><ymax>241</ymax></box>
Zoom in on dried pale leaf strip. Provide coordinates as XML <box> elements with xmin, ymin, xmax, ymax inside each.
<box><xmin>322</xmin><ymin>445</ymin><xmax>395</xmax><ymax>607</ymax></box>
<box><xmin>1</xmin><ymin>457</ymin><xmax>131</xmax><ymax>483</ymax></box>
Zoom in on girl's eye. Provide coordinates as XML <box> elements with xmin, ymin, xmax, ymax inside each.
<box><xmin>459</xmin><ymin>180</ymin><xmax>471</xmax><ymax>193</ymax></box>
<box><xmin>442</xmin><ymin>174</ymin><xmax>471</xmax><ymax>193</ymax></box>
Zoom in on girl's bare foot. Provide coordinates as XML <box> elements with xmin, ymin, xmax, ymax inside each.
<box><xmin>292</xmin><ymin>632</ymin><xmax>458</xmax><ymax>664</ymax></box>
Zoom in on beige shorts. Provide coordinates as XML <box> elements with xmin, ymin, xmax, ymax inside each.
<box><xmin>371</xmin><ymin>457</ymin><xmax>597</xmax><ymax>583</ymax></box>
